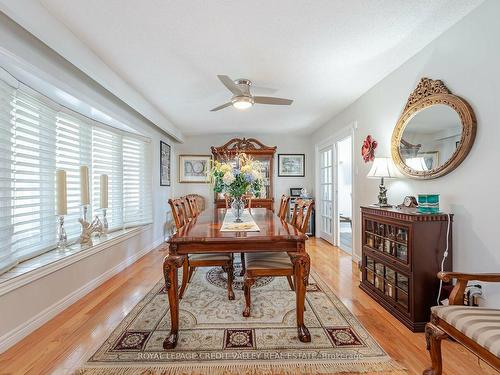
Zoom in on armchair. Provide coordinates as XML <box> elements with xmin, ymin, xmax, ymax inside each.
<box><xmin>424</xmin><ymin>272</ymin><xmax>500</xmax><ymax>375</ymax></box>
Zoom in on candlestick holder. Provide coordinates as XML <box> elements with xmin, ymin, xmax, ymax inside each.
<box><xmin>57</xmin><ymin>215</ymin><xmax>67</xmax><ymax>250</ymax></box>
<box><xmin>102</xmin><ymin>208</ymin><xmax>109</xmax><ymax>235</ymax></box>
<box><xmin>82</xmin><ymin>204</ymin><xmax>89</xmax><ymax>222</ymax></box>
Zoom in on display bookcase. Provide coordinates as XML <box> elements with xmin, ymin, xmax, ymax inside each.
<box><xmin>211</xmin><ymin>138</ymin><xmax>276</xmax><ymax>209</ymax></box>
<box><xmin>360</xmin><ymin>206</ymin><xmax>453</xmax><ymax>332</ymax></box>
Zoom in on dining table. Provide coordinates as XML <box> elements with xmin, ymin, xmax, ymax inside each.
<box><xmin>162</xmin><ymin>207</ymin><xmax>311</xmax><ymax>349</ymax></box>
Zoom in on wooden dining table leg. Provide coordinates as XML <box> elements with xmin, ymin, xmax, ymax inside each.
<box><xmin>162</xmin><ymin>253</ymin><xmax>186</xmax><ymax>349</ymax></box>
<box><xmin>290</xmin><ymin>250</ymin><xmax>311</xmax><ymax>343</ymax></box>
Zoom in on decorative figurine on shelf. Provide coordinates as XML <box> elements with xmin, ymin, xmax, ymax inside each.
<box><xmin>79</xmin><ymin>216</ymin><xmax>103</xmax><ymax>246</ymax></box>
<box><xmin>361</xmin><ymin>135</ymin><xmax>378</xmax><ymax>163</ymax></box>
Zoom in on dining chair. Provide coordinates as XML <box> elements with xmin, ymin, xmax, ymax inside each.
<box><xmin>185</xmin><ymin>194</ymin><xmax>200</xmax><ymax>217</ymax></box>
<box><xmin>242</xmin><ymin>199</ymin><xmax>314</xmax><ymax>317</ymax></box>
<box><xmin>168</xmin><ymin>198</ymin><xmax>235</xmax><ymax>300</ymax></box>
<box><xmin>278</xmin><ymin>194</ymin><xmax>290</xmax><ymax>220</ymax></box>
<box><xmin>224</xmin><ymin>194</ymin><xmax>253</xmax><ymax>209</ymax></box>
<box><xmin>179</xmin><ymin>196</ymin><xmax>193</xmax><ymax>221</ymax></box>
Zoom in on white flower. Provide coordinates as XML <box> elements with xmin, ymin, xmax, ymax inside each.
<box><xmin>223</xmin><ymin>171</ymin><xmax>235</xmax><ymax>185</ymax></box>
<box><xmin>220</xmin><ymin>163</ymin><xmax>232</xmax><ymax>174</ymax></box>
<box><xmin>252</xmin><ymin>169</ymin><xmax>262</xmax><ymax>180</ymax></box>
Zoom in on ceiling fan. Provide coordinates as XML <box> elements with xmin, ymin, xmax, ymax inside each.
<box><xmin>210</xmin><ymin>75</ymin><xmax>293</xmax><ymax>111</ymax></box>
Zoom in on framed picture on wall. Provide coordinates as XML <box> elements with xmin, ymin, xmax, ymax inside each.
<box><xmin>160</xmin><ymin>141</ymin><xmax>171</xmax><ymax>186</ymax></box>
<box><xmin>178</xmin><ymin>155</ymin><xmax>211</xmax><ymax>183</ymax></box>
<box><xmin>278</xmin><ymin>154</ymin><xmax>305</xmax><ymax>177</ymax></box>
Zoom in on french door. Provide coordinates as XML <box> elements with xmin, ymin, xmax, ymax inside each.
<box><xmin>319</xmin><ymin>145</ymin><xmax>334</xmax><ymax>243</ymax></box>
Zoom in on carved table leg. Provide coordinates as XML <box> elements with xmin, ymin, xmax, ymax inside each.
<box><xmin>162</xmin><ymin>253</ymin><xmax>186</xmax><ymax>349</ymax></box>
<box><xmin>423</xmin><ymin>322</ymin><xmax>448</xmax><ymax>375</ymax></box>
<box><xmin>243</xmin><ymin>275</ymin><xmax>255</xmax><ymax>317</ymax></box>
<box><xmin>289</xmin><ymin>250</ymin><xmax>311</xmax><ymax>343</ymax></box>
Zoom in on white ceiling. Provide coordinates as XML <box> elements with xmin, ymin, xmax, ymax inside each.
<box><xmin>29</xmin><ymin>1</ymin><xmax>483</xmax><ymax>135</ymax></box>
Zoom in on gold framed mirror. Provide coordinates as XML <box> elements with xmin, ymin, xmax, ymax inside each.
<box><xmin>391</xmin><ymin>78</ymin><xmax>476</xmax><ymax>179</ymax></box>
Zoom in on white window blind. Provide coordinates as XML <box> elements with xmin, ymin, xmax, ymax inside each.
<box><xmin>56</xmin><ymin>113</ymin><xmax>92</xmax><ymax>239</ymax></box>
<box><xmin>92</xmin><ymin>127</ymin><xmax>123</xmax><ymax>230</ymax></box>
<box><xmin>4</xmin><ymin>88</ymin><xmax>58</xmax><ymax>270</ymax></box>
<box><xmin>0</xmin><ymin>77</ymin><xmax>153</xmax><ymax>275</ymax></box>
<box><xmin>123</xmin><ymin>136</ymin><xmax>152</xmax><ymax>227</ymax></box>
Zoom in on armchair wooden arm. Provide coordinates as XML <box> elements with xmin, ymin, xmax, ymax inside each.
<box><xmin>437</xmin><ymin>272</ymin><xmax>500</xmax><ymax>305</ymax></box>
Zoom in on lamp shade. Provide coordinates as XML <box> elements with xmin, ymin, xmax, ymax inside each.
<box><xmin>405</xmin><ymin>157</ymin><xmax>429</xmax><ymax>171</ymax></box>
<box><xmin>367</xmin><ymin>157</ymin><xmax>400</xmax><ymax>179</ymax></box>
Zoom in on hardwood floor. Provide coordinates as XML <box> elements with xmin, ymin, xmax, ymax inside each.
<box><xmin>0</xmin><ymin>238</ymin><xmax>497</xmax><ymax>375</ymax></box>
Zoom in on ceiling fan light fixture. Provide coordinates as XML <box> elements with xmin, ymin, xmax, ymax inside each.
<box><xmin>232</xmin><ymin>96</ymin><xmax>254</xmax><ymax>110</ymax></box>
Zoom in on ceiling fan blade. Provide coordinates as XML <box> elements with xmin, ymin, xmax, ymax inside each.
<box><xmin>253</xmin><ymin>96</ymin><xmax>293</xmax><ymax>105</ymax></box>
<box><xmin>217</xmin><ymin>75</ymin><xmax>243</xmax><ymax>95</ymax></box>
<box><xmin>210</xmin><ymin>102</ymin><xmax>233</xmax><ymax>112</ymax></box>
<box><xmin>251</xmin><ymin>85</ymin><xmax>278</xmax><ymax>95</ymax></box>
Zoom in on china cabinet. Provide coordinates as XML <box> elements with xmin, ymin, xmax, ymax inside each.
<box><xmin>360</xmin><ymin>206</ymin><xmax>453</xmax><ymax>332</ymax></box>
<box><xmin>211</xmin><ymin>138</ymin><xmax>276</xmax><ymax>209</ymax></box>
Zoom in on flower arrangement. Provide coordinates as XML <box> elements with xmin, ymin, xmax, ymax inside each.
<box><xmin>210</xmin><ymin>153</ymin><xmax>264</xmax><ymax>198</ymax></box>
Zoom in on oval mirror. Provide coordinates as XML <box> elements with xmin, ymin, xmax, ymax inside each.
<box><xmin>399</xmin><ymin>104</ymin><xmax>462</xmax><ymax>171</ymax></box>
<box><xmin>392</xmin><ymin>78</ymin><xmax>476</xmax><ymax>179</ymax></box>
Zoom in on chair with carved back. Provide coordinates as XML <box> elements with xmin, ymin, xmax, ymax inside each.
<box><xmin>185</xmin><ymin>194</ymin><xmax>200</xmax><ymax>217</ymax></box>
<box><xmin>224</xmin><ymin>194</ymin><xmax>253</xmax><ymax>209</ymax></box>
<box><xmin>242</xmin><ymin>199</ymin><xmax>314</xmax><ymax>317</ymax></box>
<box><xmin>424</xmin><ymin>272</ymin><xmax>500</xmax><ymax>375</ymax></box>
<box><xmin>278</xmin><ymin>194</ymin><xmax>290</xmax><ymax>220</ymax></box>
<box><xmin>179</xmin><ymin>196</ymin><xmax>193</xmax><ymax>221</ymax></box>
<box><xmin>168</xmin><ymin>198</ymin><xmax>234</xmax><ymax>300</ymax></box>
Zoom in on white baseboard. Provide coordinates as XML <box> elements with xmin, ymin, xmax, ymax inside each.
<box><xmin>0</xmin><ymin>237</ymin><xmax>163</xmax><ymax>354</ymax></box>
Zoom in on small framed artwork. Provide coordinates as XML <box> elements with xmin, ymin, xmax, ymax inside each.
<box><xmin>290</xmin><ymin>187</ymin><xmax>302</xmax><ymax>197</ymax></box>
<box><xmin>178</xmin><ymin>155</ymin><xmax>211</xmax><ymax>183</ymax></box>
<box><xmin>278</xmin><ymin>154</ymin><xmax>305</xmax><ymax>177</ymax></box>
<box><xmin>160</xmin><ymin>141</ymin><xmax>171</xmax><ymax>186</ymax></box>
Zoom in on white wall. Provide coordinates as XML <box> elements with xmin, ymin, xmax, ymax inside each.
<box><xmin>311</xmin><ymin>0</ymin><xmax>500</xmax><ymax>307</ymax></box>
<box><xmin>0</xmin><ymin>12</ymin><xmax>175</xmax><ymax>351</ymax></box>
<box><xmin>174</xmin><ymin>134</ymin><xmax>314</xmax><ymax>212</ymax></box>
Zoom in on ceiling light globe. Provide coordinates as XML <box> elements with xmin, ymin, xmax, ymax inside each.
<box><xmin>232</xmin><ymin>96</ymin><xmax>254</xmax><ymax>110</ymax></box>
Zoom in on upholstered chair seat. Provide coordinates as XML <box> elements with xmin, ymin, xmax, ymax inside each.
<box><xmin>431</xmin><ymin>305</ymin><xmax>500</xmax><ymax>357</ymax></box>
<box><xmin>245</xmin><ymin>252</ymin><xmax>293</xmax><ymax>270</ymax></box>
<box><xmin>189</xmin><ymin>253</ymin><xmax>232</xmax><ymax>262</ymax></box>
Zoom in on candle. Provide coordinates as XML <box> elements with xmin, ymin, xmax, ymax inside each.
<box><xmin>56</xmin><ymin>169</ymin><xmax>67</xmax><ymax>215</ymax></box>
<box><xmin>80</xmin><ymin>165</ymin><xmax>90</xmax><ymax>205</ymax></box>
<box><xmin>100</xmin><ymin>174</ymin><xmax>108</xmax><ymax>209</ymax></box>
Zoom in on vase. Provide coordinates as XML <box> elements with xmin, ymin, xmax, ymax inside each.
<box><xmin>231</xmin><ymin>196</ymin><xmax>245</xmax><ymax>223</ymax></box>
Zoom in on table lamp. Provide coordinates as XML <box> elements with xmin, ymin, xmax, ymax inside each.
<box><xmin>367</xmin><ymin>157</ymin><xmax>400</xmax><ymax>207</ymax></box>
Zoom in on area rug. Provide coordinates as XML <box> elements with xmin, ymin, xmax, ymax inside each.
<box><xmin>77</xmin><ymin>263</ymin><xmax>406</xmax><ymax>375</ymax></box>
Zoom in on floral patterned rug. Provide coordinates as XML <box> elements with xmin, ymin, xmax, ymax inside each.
<box><xmin>77</xmin><ymin>264</ymin><xmax>406</xmax><ymax>375</ymax></box>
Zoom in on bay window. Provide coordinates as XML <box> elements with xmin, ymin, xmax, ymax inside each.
<box><xmin>0</xmin><ymin>77</ymin><xmax>153</xmax><ymax>275</ymax></box>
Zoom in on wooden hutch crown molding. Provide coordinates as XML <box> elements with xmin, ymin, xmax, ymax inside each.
<box><xmin>211</xmin><ymin>137</ymin><xmax>277</xmax><ymax>156</ymax></box>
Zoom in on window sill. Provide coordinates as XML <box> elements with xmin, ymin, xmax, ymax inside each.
<box><xmin>0</xmin><ymin>224</ymin><xmax>152</xmax><ymax>297</ymax></box>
